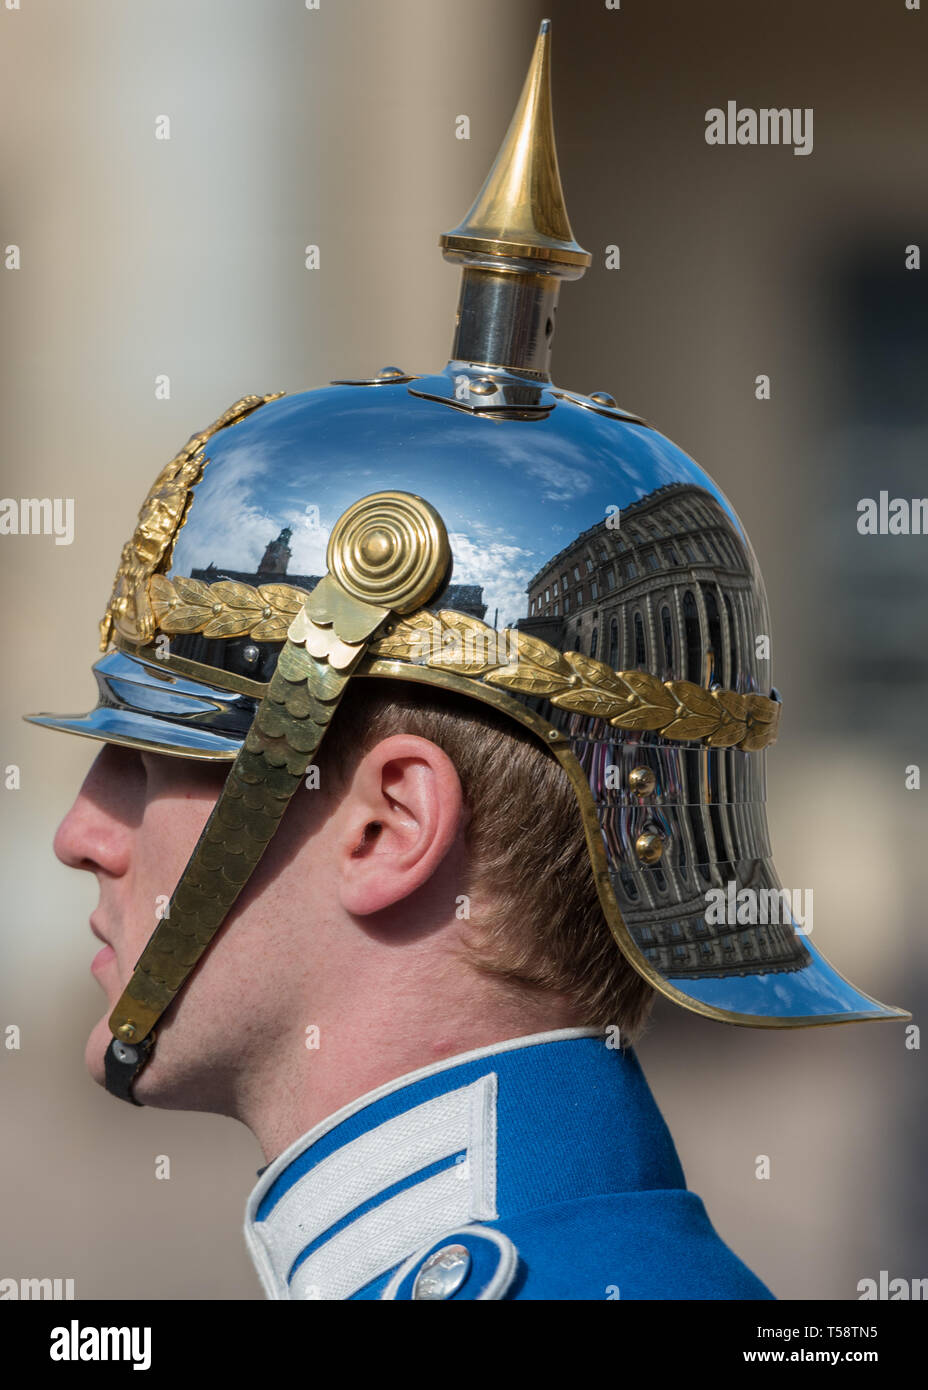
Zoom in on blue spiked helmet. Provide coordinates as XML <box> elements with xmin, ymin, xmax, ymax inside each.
<box><xmin>27</xmin><ymin>21</ymin><xmax>908</xmax><ymax>1101</ymax></box>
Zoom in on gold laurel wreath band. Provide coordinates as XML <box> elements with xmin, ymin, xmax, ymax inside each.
<box><xmin>100</xmin><ymin>392</ymin><xmax>286</xmax><ymax>652</ymax></box>
<box><xmin>371</xmin><ymin>609</ymin><xmax>781</xmax><ymax>752</ymax></box>
<box><xmin>147</xmin><ymin>578</ymin><xmax>780</xmax><ymax>752</ymax></box>
<box><xmin>150</xmin><ymin>574</ymin><xmax>306</xmax><ymax>641</ymax></box>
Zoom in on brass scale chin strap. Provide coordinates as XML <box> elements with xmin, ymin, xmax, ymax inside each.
<box><xmin>104</xmin><ymin>492</ymin><xmax>452</xmax><ymax>1103</ymax></box>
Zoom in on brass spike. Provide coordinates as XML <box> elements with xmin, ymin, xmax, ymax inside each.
<box><xmin>440</xmin><ymin>19</ymin><xmax>590</xmax><ymax>275</ymax></box>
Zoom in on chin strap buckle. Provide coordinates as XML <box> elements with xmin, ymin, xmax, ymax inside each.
<box><xmin>104</xmin><ymin>1033</ymin><xmax>156</xmax><ymax>1106</ymax></box>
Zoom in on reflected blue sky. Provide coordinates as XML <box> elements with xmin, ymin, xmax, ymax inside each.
<box><xmin>170</xmin><ymin>378</ymin><xmax>750</xmax><ymax>628</ymax></box>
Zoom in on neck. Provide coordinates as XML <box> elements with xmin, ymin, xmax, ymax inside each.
<box><xmin>233</xmin><ymin>978</ymin><xmax>582</xmax><ymax>1164</ymax></box>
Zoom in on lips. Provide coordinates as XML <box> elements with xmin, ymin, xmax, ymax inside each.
<box><xmin>89</xmin><ymin>915</ymin><xmax>117</xmax><ymax>975</ymax></box>
<box><xmin>89</xmin><ymin>915</ymin><xmax>111</xmax><ymax>948</ymax></box>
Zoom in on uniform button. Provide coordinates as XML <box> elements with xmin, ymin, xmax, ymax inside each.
<box><xmin>412</xmin><ymin>1244</ymin><xmax>471</xmax><ymax>1300</ymax></box>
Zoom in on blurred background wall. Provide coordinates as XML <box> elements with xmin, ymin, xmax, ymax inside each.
<box><xmin>1</xmin><ymin>0</ymin><xmax>924</xmax><ymax>1299</ymax></box>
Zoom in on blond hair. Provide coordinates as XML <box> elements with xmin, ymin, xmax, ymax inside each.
<box><xmin>317</xmin><ymin>678</ymin><xmax>655</xmax><ymax>1042</ymax></box>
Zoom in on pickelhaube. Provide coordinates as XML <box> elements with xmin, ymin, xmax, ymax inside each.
<box><xmin>27</xmin><ymin>21</ymin><xmax>908</xmax><ymax>1102</ymax></box>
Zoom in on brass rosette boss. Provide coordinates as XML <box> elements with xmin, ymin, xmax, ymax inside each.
<box><xmin>107</xmin><ymin>491</ymin><xmax>451</xmax><ymax>1052</ymax></box>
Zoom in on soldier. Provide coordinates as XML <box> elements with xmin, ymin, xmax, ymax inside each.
<box><xmin>30</xmin><ymin>22</ymin><xmax>907</xmax><ymax>1301</ymax></box>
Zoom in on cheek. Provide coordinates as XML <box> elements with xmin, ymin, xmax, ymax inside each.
<box><xmin>120</xmin><ymin>773</ymin><xmax>334</xmax><ymax>998</ymax></box>
<box><xmin>126</xmin><ymin>792</ymin><xmax>222</xmax><ymax>953</ymax></box>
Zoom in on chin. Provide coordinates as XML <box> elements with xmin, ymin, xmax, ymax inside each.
<box><xmin>84</xmin><ymin>1015</ymin><xmax>111</xmax><ymax>1087</ymax></box>
<box><xmin>82</xmin><ymin>1013</ymin><xmax>234</xmax><ymax>1117</ymax></box>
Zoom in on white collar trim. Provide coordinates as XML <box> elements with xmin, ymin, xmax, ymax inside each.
<box><xmin>244</xmin><ymin>1026</ymin><xmax>602</xmax><ymax>1300</ymax></box>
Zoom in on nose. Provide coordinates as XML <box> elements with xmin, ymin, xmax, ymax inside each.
<box><xmin>53</xmin><ymin>743</ymin><xmax>146</xmax><ymax>876</ymax></box>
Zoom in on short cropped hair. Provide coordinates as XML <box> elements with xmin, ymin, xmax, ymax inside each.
<box><xmin>315</xmin><ymin>678</ymin><xmax>655</xmax><ymax>1043</ymax></box>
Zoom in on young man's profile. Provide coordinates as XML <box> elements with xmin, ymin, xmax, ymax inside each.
<box><xmin>27</xmin><ymin>22</ymin><xmax>908</xmax><ymax>1302</ymax></box>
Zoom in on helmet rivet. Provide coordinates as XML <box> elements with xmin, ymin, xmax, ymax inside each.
<box><xmin>469</xmin><ymin>377</ymin><xmax>498</xmax><ymax>396</ymax></box>
<box><xmin>548</xmin><ymin>729</ymin><xmax>559</xmax><ymax>740</ymax></box>
<box><xmin>589</xmin><ymin>391</ymin><xmax>617</xmax><ymax>408</ymax></box>
<box><xmin>360</xmin><ymin>527</ymin><xmax>394</xmax><ymax>564</ymax></box>
<box><xmin>629</xmin><ymin>766</ymin><xmax>656</xmax><ymax>796</ymax></box>
<box><xmin>212</xmin><ymin>602</ymin><xmax>222</xmax><ymax>614</ymax></box>
<box><xmin>377</xmin><ymin>366</ymin><xmax>405</xmax><ymax>379</ymax></box>
<box><xmin>327</xmin><ymin>492</ymin><xmax>450</xmax><ymax>613</ymax></box>
<box><xmin>263</xmin><ymin>606</ymin><xmax>272</xmax><ymax>618</ymax></box>
<box><xmin>635</xmin><ymin>831</ymin><xmax>664</xmax><ymax>865</ymax></box>
<box><xmin>116</xmin><ymin>1022</ymin><xmax>136</xmax><ymax>1041</ymax></box>
<box><xmin>243</xmin><ymin>644</ymin><xmax>260</xmax><ymax>664</ymax></box>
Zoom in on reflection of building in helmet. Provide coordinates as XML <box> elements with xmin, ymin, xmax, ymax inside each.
<box><xmin>612</xmin><ymin>858</ymin><xmax>807</xmax><ymax>981</ymax></box>
<box><xmin>518</xmin><ymin>482</ymin><xmax>800</xmax><ymax>982</ymax></box>
<box><xmin>259</xmin><ymin>527</ymin><xmax>293</xmax><ymax>575</ymax></box>
<box><xmin>522</xmin><ymin>483</ymin><xmax>761</xmax><ymax>693</ymax></box>
<box><xmin>169</xmin><ymin>536</ymin><xmax>489</xmax><ymax>676</ymax></box>
<box><xmin>569</xmin><ymin>711</ymin><xmax>807</xmax><ymax>982</ymax></box>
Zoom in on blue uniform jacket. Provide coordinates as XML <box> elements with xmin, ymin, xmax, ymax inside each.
<box><xmin>244</xmin><ymin>1028</ymin><xmax>774</xmax><ymax>1300</ymax></box>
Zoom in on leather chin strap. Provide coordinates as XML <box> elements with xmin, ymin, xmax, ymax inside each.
<box><xmin>104</xmin><ymin>1033</ymin><xmax>156</xmax><ymax>1104</ymax></box>
<box><xmin>103</xmin><ymin>493</ymin><xmax>451</xmax><ymax>1104</ymax></box>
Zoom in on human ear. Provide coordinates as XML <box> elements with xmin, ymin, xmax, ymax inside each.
<box><xmin>337</xmin><ymin>734</ymin><xmax>465</xmax><ymax>916</ymax></box>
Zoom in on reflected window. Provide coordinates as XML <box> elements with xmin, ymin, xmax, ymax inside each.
<box><xmin>576</xmin><ymin>585</ymin><xmax>583</xmax><ymax>604</ymax></box>
<box><xmin>553</xmin><ymin>602</ymin><xmax>559</xmax><ymax>616</ymax></box>
<box><xmin>609</xmin><ymin>618</ymin><xmax>619</xmax><ymax>668</ymax></box>
<box><xmin>634</xmin><ymin>612</ymin><xmax>646</xmax><ymax>667</ymax></box>
<box><xmin>682</xmin><ymin>590</ymin><xmax>701</xmax><ymax>683</ymax></box>
<box><xmin>585</xmin><ymin>557</ymin><xmax>594</xmax><ymax>572</ymax></box>
<box><xmin>606</xmin><ymin>568</ymin><xmax>616</xmax><ymax>590</ymax></box>
<box><xmin>646</xmin><ymin>551</ymin><xmax>660</xmax><ymax>571</ymax></box>
<box><xmin>590</xmin><ymin>627</ymin><xmax>599</xmax><ymax>659</ymax></box>
<box><xmin>665</xmin><ymin>544</ymin><xmax>678</xmax><ymax>566</ymax></box>
<box><xmin>703</xmin><ymin>587</ymin><xmax>722</xmax><ymax>684</ymax></box>
<box><xmin>624</xmin><ymin>558</ymin><xmax>637</xmax><ymax>579</ymax></box>
<box><xmin>544</xmin><ymin>587</ymin><xmax>550</xmax><ymax>602</ymax></box>
<box><xmin>553</xmin><ymin>581</ymin><xmax>558</xmax><ymax>597</ymax></box>
<box><xmin>591</xmin><ymin>580</ymin><xmax>599</xmax><ymax>600</ymax></box>
<box><xmin>723</xmin><ymin>593</ymin><xmax>737</xmax><ymax>687</ymax></box>
<box><xmin>661</xmin><ymin>605</ymin><xmax>673</xmax><ymax>671</ymax></box>
<box><xmin>573</xmin><ymin>565</ymin><xmax>581</xmax><ymax>581</ymax></box>
<box><xmin>563</xmin><ymin>595</ymin><xmax>570</xmax><ymax>614</ymax></box>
